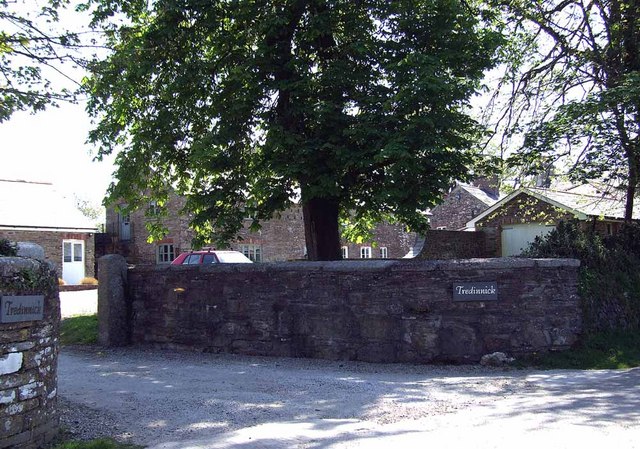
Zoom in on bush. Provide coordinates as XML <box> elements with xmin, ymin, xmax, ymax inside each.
<box><xmin>523</xmin><ymin>220</ymin><xmax>640</xmax><ymax>333</ymax></box>
<box><xmin>0</xmin><ymin>238</ymin><xmax>17</xmax><ymax>256</ymax></box>
<box><xmin>80</xmin><ymin>277</ymin><xmax>99</xmax><ymax>285</ymax></box>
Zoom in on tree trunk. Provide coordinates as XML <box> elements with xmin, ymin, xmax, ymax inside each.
<box><xmin>302</xmin><ymin>197</ymin><xmax>342</xmax><ymax>261</ymax></box>
<box><xmin>624</xmin><ymin>152</ymin><xmax>639</xmax><ymax>222</ymax></box>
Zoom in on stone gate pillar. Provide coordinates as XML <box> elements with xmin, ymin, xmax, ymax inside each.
<box><xmin>97</xmin><ymin>254</ymin><xmax>129</xmax><ymax>346</ymax></box>
<box><xmin>0</xmin><ymin>257</ymin><xmax>59</xmax><ymax>448</ymax></box>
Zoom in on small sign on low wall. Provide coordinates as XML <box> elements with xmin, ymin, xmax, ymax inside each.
<box><xmin>1</xmin><ymin>295</ymin><xmax>45</xmax><ymax>323</ymax></box>
<box><xmin>453</xmin><ymin>282</ymin><xmax>498</xmax><ymax>301</ymax></box>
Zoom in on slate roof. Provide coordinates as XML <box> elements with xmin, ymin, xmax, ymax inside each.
<box><xmin>458</xmin><ymin>183</ymin><xmax>500</xmax><ymax>207</ymax></box>
<box><xmin>527</xmin><ymin>187</ymin><xmax>639</xmax><ymax>220</ymax></box>
<box><xmin>0</xmin><ymin>179</ymin><xmax>97</xmax><ymax>232</ymax></box>
<box><xmin>467</xmin><ymin>185</ymin><xmax>639</xmax><ymax>228</ymax></box>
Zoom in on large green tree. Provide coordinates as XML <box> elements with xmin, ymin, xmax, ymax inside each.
<box><xmin>86</xmin><ymin>0</ymin><xmax>502</xmax><ymax>260</ymax></box>
<box><xmin>485</xmin><ymin>0</ymin><xmax>640</xmax><ymax>221</ymax></box>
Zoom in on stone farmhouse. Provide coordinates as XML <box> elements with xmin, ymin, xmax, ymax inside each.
<box><xmin>467</xmin><ymin>185</ymin><xmax>638</xmax><ymax>256</ymax></box>
<box><xmin>0</xmin><ymin>179</ymin><xmax>97</xmax><ymax>284</ymax></box>
<box><xmin>428</xmin><ymin>179</ymin><xmax>500</xmax><ymax>231</ymax></box>
<box><xmin>105</xmin><ymin>179</ymin><xmax>631</xmax><ymax>263</ymax></box>
<box><xmin>104</xmin><ymin>192</ymin><xmax>417</xmax><ymax>265</ymax></box>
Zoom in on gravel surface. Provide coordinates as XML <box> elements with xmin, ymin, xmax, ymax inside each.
<box><xmin>58</xmin><ymin>346</ymin><xmax>640</xmax><ymax>449</ymax></box>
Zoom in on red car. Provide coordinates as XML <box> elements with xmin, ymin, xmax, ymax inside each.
<box><xmin>171</xmin><ymin>249</ymin><xmax>253</xmax><ymax>265</ymax></box>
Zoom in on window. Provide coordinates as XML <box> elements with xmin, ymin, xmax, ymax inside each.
<box><xmin>606</xmin><ymin>223</ymin><xmax>613</xmax><ymax>236</ymax></box>
<box><xmin>148</xmin><ymin>200</ymin><xmax>161</xmax><ymax>216</ymax></box>
<box><xmin>63</xmin><ymin>241</ymin><xmax>84</xmax><ymax>263</ymax></box>
<box><xmin>184</xmin><ymin>254</ymin><xmax>201</xmax><ymax>264</ymax></box>
<box><xmin>341</xmin><ymin>246</ymin><xmax>349</xmax><ymax>259</ymax></box>
<box><xmin>436</xmin><ymin>226</ymin><xmax>447</xmax><ymax>230</ymax></box>
<box><xmin>157</xmin><ymin>244</ymin><xmax>175</xmax><ymax>264</ymax></box>
<box><xmin>63</xmin><ymin>242</ymin><xmax>72</xmax><ymax>263</ymax></box>
<box><xmin>240</xmin><ymin>244</ymin><xmax>262</xmax><ymax>262</ymax></box>
<box><xmin>360</xmin><ymin>246</ymin><xmax>372</xmax><ymax>259</ymax></box>
<box><xmin>73</xmin><ymin>243</ymin><xmax>83</xmax><ymax>262</ymax></box>
<box><xmin>380</xmin><ymin>247</ymin><xmax>388</xmax><ymax>259</ymax></box>
<box><xmin>202</xmin><ymin>254</ymin><xmax>217</xmax><ymax>264</ymax></box>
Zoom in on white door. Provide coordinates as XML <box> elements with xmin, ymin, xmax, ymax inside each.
<box><xmin>62</xmin><ymin>240</ymin><xmax>85</xmax><ymax>284</ymax></box>
<box><xmin>501</xmin><ymin>224</ymin><xmax>555</xmax><ymax>256</ymax></box>
<box><xmin>119</xmin><ymin>212</ymin><xmax>131</xmax><ymax>241</ymax></box>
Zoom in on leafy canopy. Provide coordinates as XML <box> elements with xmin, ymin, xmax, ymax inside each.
<box><xmin>86</xmin><ymin>0</ymin><xmax>503</xmax><ymax>247</ymax></box>
<box><xmin>0</xmin><ymin>0</ymin><xmax>84</xmax><ymax>122</ymax></box>
<box><xmin>484</xmin><ymin>0</ymin><xmax>640</xmax><ymax>219</ymax></box>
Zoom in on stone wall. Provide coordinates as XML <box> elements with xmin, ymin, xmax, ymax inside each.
<box><xmin>430</xmin><ymin>185</ymin><xmax>494</xmax><ymax>230</ymax></box>
<box><xmin>418</xmin><ymin>230</ymin><xmax>494</xmax><ymax>259</ymax></box>
<box><xmin>0</xmin><ymin>257</ymin><xmax>59</xmax><ymax>449</ymax></box>
<box><xmin>118</xmin><ymin>258</ymin><xmax>582</xmax><ymax>363</ymax></box>
<box><xmin>0</xmin><ymin>230</ymin><xmax>95</xmax><ymax>280</ymax></box>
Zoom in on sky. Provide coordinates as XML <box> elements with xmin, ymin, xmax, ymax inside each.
<box><xmin>0</xmin><ymin>102</ymin><xmax>115</xmax><ymax>207</ymax></box>
<box><xmin>0</xmin><ymin>1</ymin><xmax>115</xmax><ymax>209</ymax></box>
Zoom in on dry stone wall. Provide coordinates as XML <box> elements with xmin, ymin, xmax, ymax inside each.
<box><xmin>0</xmin><ymin>257</ymin><xmax>59</xmax><ymax>448</ymax></box>
<box><xmin>418</xmin><ymin>230</ymin><xmax>494</xmax><ymax>259</ymax></box>
<box><xmin>118</xmin><ymin>258</ymin><xmax>582</xmax><ymax>363</ymax></box>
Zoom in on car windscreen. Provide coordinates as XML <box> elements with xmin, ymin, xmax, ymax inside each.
<box><xmin>216</xmin><ymin>252</ymin><xmax>253</xmax><ymax>263</ymax></box>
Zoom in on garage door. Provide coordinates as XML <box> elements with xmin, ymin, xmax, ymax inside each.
<box><xmin>501</xmin><ymin>224</ymin><xmax>555</xmax><ymax>256</ymax></box>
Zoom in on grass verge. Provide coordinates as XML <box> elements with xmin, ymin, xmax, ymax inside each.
<box><xmin>60</xmin><ymin>314</ymin><xmax>98</xmax><ymax>346</ymax></box>
<box><xmin>53</xmin><ymin>438</ymin><xmax>141</xmax><ymax>449</ymax></box>
<box><xmin>520</xmin><ymin>331</ymin><xmax>640</xmax><ymax>369</ymax></box>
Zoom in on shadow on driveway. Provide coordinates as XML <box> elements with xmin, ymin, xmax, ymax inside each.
<box><xmin>58</xmin><ymin>347</ymin><xmax>640</xmax><ymax>449</ymax></box>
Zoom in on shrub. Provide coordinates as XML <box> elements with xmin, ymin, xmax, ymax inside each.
<box><xmin>0</xmin><ymin>238</ymin><xmax>17</xmax><ymax>256</ymax></box>
<box><xmin>523</xmin><ymin>220</ymin><xmax>640</xmax><ymax>333</ymax></box>
<box><xmin>80</xmin><ymin>277</ymin><xmax>99</xmax><ymax>286</ymax></box>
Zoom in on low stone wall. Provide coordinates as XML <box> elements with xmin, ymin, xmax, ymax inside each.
<box><xmin>113</xmin><ymin>258</ymin><xmax>581</xmax><ymax>363</ymax></box>
<box><xmin>0</xmin><ymin>257</ymin><xmax>59</xmax><ymax>448</ymax></box>
<box><xmin>418</xmin><ymin>230</ymin><xmax>494</xmax><ymax>259</ymax></box>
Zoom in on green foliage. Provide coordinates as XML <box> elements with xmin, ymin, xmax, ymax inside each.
<box><xmin>54</xmin><ymin>438</ymin><xmax>141</xmax><ymax>449</ymax></box>
<box><xmin>523</xmin><ymin>221</ymin><xmax>640</xmax><ymax>333</ymax></box>
<box><xmin>519</xmin><ymin>331</ymin><xmax>640</xmax><ymax>370</ymax></box>
<box><xmin>60</xmin><ymin>314</ymin><xmax>98</xmax><ymax>345</ymax></box>
<box><xmin>85</xmin><ymin>0</ymin><xmax>503</xmax><ymax>256</ymax></box>
<box><xmin>487</xmin><ymin>0</ymin><xmax>640</xmax><ymax>219</ymax></box>
<box><xmin>0</xmin><ymin>238</ymin><xmax>17</xmax><ymax>256</ymax></box>
<box><xmin>0</xmin><ymin>0</ymin><xmax>81</xmax><ymax>122</ymax></box>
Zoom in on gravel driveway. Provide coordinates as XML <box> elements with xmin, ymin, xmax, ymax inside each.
<box><xmin>58</xmin><ymin>347</ymin><xmax>640</xmax><ymax>449</ymax></box>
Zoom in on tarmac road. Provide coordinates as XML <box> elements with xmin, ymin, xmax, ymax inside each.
<box><xmin>58</xmin><ymin>347</ymin><xmax>640</xmax><ymax>449</ymax></box>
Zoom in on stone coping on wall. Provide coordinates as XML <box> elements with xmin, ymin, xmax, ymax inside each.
<box><xmin>133</xmin><ymin>257</ymin><xmax>580</xmax><ymax>274</ymax></box>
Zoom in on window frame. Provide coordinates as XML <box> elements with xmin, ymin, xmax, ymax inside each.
<box><xmin>239</xmin><ymin>244</ymin><xmax>262</xmax><ymax>262</ymax></box>
<box><xmin>360</xmin><ymin>246</ymin><xmax>372</xmax><ymax>259</ymax></box>
<box><xmin>341</xmin><ymin>246</ymin><xmax>349</xmax><ymax>259</ymax></box>
<box><xmin>156</xmin><ymin>244</ymin><xmax>175</xmax><ymax>264</ymax></box>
